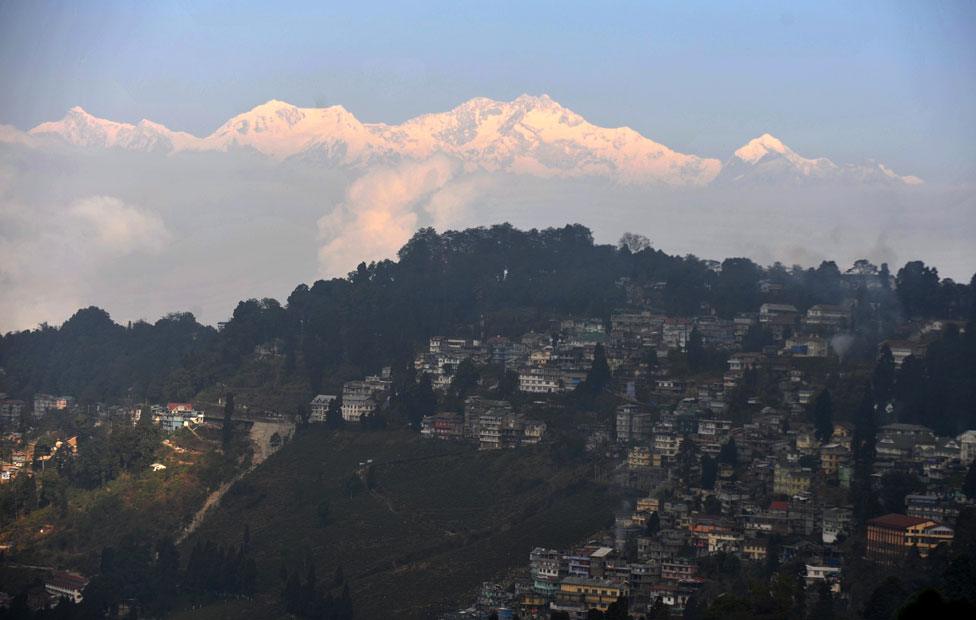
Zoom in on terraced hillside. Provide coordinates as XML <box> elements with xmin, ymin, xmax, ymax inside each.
<box><xmin>186</xmin><ymin>427</ymin><xmax>614</xmax><ymax>619</ymax></box>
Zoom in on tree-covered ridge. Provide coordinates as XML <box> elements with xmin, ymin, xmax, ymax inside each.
<box><xmin>1</xmin><ymin>223</ymin><xmax>972</xmax><ymax>405</ymax></box>
<box><xmin>0</xmin><ymin>309</ymin><xmax>215</xmax><ymax>403</ymax></box>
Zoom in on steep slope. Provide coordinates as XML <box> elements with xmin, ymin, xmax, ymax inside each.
<box><xmin>188</xmin><ymin>427</ymin><xmax>612</xmax><ymax>619</ymax></box>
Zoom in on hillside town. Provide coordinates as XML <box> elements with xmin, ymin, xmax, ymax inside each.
<box><xmin>1</xmin><ymin>237</ymin><xmax>974</xmax><ymax>619</ymax></box>
<box><xmin>419</xmin><ymin>265</ymin><xmax>976</xmax><ymax>619</ymax></box>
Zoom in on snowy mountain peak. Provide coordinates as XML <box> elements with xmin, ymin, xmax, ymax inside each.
<box><xmin>734</xmin><ymin>133</ymin><xmax>791</xmax><ymax>163</ymax></box>
<box><xmin>67</xmin><ymin>105</ymin><xmax>94</xmax><ymax>117</ymax></box>
<box><xmin>724</xmin><ymin>133</ymin><xmax>921</xmax><ymax>185</ymax></box>
<box><xmin>12</xmin><ymin>98</ymin><xmax>923</xmax><ymax>186</ymax></box>
<box><xmin>28</xmin><ymin>107</ymin><xmax>200</xmax><ymax>152</ymax></box>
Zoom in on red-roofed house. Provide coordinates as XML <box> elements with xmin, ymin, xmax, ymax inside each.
<box><xmin>866</xmin><ymin>514</ymin><xmax>954</xmax><ymax>565</ymax></box>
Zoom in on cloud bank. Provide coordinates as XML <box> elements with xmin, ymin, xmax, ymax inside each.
<box><xmin>0</xmin><ymin>193</ymin><xmax>169</xmax><ymax>330</ymax></box>
<box><xmin>317</xmin><ymin>156</ymin><xmax>491</xmax><ymax>276</ymax></box>
<box><xmin>0</xmin><ymin>140</ymin><xmax>973</xmax><ymax>334</ymax></box>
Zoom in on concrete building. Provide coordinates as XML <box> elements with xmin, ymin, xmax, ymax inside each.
<box><xmin>309</xmin><ymin>394</ymin><xmax>337</xmax><ymax>423</ymax></box>
<box><xmin>616</xmin><ymin>405</ymin><xmax>653</xmax><ymax>444</ymax></box>
<box><xmin>866</xmin><ymin>514</ymin><xmax>954</xmax><ymax>565</ymax></box>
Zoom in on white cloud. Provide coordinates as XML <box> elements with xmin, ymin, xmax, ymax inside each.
<box><xmin>0</xmin><ymin>138</ymin><xmax>972</xmax><ymax>334</ymax></box>
<box><xmin>68</xmin><ymin>195</ymin><xmax>170</xmax><ymax>255</ymax></box>
<box><xmin>0</xmin><ymin>193</ymin><xmax>169</xmax><ymax>330</ymax></box>
<box><xmin>317</xmin><ymin>156</ymin><xmax>489</xmax><ymax>276</ymax></box>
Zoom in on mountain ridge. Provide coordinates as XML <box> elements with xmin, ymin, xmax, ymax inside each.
<box><xmin>12</xmin><ymin>96</ymin><xmax>922</xmax><ymax>186</ymax></box>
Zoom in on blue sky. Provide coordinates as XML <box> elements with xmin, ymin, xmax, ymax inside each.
<box><xmin>1</xmin><ymin>0</ymin><xmax>975</xmax><ymax>181</ymax></box>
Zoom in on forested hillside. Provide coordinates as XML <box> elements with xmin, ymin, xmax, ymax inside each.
<box><xmin>2</xmin><ymin>223</ymin><xmax>973</xmax><ymax>409</ymax></box>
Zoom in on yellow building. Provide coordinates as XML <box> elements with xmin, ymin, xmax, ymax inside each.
<box><xmin>742</xmin><ymin>541</ymin><xmax>768</xmax><ymax>561</ymax></box>
<box><xmin>773</xmin><ymin>463</ymin><xmax>813</xmax><ymax>496</ymax></box>
<box><xmin>637</xmin><ymin>496</ymin><xmax>660</xmax><ymax>513</ymax></box>
<box><xmin>819</xmin><ymin>444</ymin><xmax>848</xmax><ymax>476</ymax></box>
<box><xmin>628</xmin><ymin>446</ymin><xmax>651</xmax><ymax>469</ymax></box>
<box><xmin>866</xmin><ymin>514</ymin><xmax>954</xmax><ymax>565</ymax></box>
<box><xmin>553</xmin><ymin>577</ymin><xmax>627</xmax><ymax>614</ymax></box>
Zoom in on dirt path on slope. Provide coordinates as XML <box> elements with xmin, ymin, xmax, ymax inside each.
<box><xmin>176</xmin><ymin>419</ymin><xmax>294</xmax><ymax>544</ymax></box>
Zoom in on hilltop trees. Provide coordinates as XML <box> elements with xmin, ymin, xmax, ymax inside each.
<box><xmin>713</xmin><ymin>258</ymin><xmax>761</xmax><ymax>318</ymax></box>
<box><xmin>0</xmin><ymin>308</ymin><xmax>215</xmax><ymax>403</ymax></box>
<box><xmin>2</xmin><ymin>224</ymin><xmax>973</xmax><ymax>425</ymax></box>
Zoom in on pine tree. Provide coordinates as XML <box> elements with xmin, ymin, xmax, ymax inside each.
<box><xmin>718</xmin><ymin>439</ymin><xmax>738</xmax><ymax>466</ymax></box>
<box><xmin>810</xmin><ymin>389</ymin><xmax>834</xmax><ymax>443</ymax></box>
<box><xmin>872</xmin><ymin>345</ymin><xmax>896</xmax><ymax>410</ymax></box>
<box><xmin>700</xmin><ymin>454</ymin><xmax>718</xmax><ymax>490</ymax></box>
<box><xmin>852</xmin><ymin>384</ymin><xmax>877</xmax><ymax>470</ymax></box>
<box><xmin>584</xmin><ymin>343</ymin><xmax>611</xmax><ymax>395</ymax></box>
<box><xmin>645</xmin><ymin>511</ymin><xmax>660</xmax><ymax>536</ymax></box>
<box><xmin>325</xmin><ymin>395</ymin><xmax>343</xmax><ymax>429</ymax></box>
<box><xmin>137</xmin><ymin>403</ymin><xmax>154</xmax><ymax>429</ymax></box>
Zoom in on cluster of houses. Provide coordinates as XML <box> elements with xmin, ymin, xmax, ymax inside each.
<box><xmin>1</xmin><ymin>392</ymin><xmax>82</xmax><ymax>485</ymax></box>
<box><xmin>308</xmin><ymin>369</ymin><xmax>393</xmax><ymax>424</ymax></box>
<box><xmin>420</xmin><ymin>396</ymin><xmax>546</xmax><ymax>450</ymax></box>
<box><xmin>0</xmin><ymin>394</ymin><xmax>211</xmax><ymax>486</ymax></box>
<box><xmin>0</xmin><ymin>435</ymin><xmax>78</xmax><ymax>485</ymax></box>
<box><xmin>0</xmin><ymin>393</ymin><xmax>76</xmax><ymax>430</ymax></box>
<box><xmin>143</xmin><ymin>402</ymin><xmax>205</xmax><ymax>431</ymax></box>
<box><xmin>448</xmin><ymin>441</ymin><xmax>970</xmax><ymax>620</ymax></box>
<box><xmin>436</xmin><ymin>277</ymin><xmax>973</xmax><ymax>618</ymax></box>
<box><xmin>306</xmin><ymin>354</ymin><xmax>552</xmax><ymax>450</ymax></box>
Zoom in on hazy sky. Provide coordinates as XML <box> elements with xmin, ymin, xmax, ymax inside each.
<box><xmin>1</xmin><ymin>1</ymin><xmax>975</xmax><ymax>332</ymax></box>
<box><xmin>1</xmin><ymin>1</ymin><xmax>975</xmax><ymax>182</ymax></box>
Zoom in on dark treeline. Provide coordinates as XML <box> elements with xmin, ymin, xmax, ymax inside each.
<box><xmin>1</xmin><ymin>223</ymin><xmax>972</xmax><ymax>403</ymax></box>
<box><xmin>280</xmin><ymin>563</ymin><xmax>354</xmax><ymax>620</ymax></box>
<box><xmin>0</xmin><ymin>532</ymin><xmax>257</xmax><ymax>619</ymax></box>
<box><xmin>0</xmin><ymin>309</ymin><xmax>214</xmax><ymax>403</ymax></box>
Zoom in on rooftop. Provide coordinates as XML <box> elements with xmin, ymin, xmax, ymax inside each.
<box><xmin>867</xmin><ymin>513</ymin><xmax>932</xmax><ymax>529</ymax></box>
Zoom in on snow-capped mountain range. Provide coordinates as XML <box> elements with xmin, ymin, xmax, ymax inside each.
<box><xmin>4</xmin><ymin>95</ymin><xmax>922</xmax><ymax>186</ymax></box>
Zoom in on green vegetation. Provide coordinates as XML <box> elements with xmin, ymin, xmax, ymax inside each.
<box><xmin>188</xmin><ymin>427</ymin><xmax>614</xmax><ymax>619</ymax></box>
<box><xmin>0</xmin><ymin>425</ymin><xmax>249</xmax><ymax>576</ymax></box>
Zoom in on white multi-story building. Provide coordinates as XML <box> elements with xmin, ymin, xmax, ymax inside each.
<box><xmin>959</xmin><ymin>430</ymin><xmax>976</xmax><ymax>465</ymax></box>
<box><xmin>519</xmin><ymin>367</ymin><xmax>565</xmax><ymax>393</ymax></box>
<box><xmin>309</xmin><ymin>394</ymin><xmax>337</xmax><ymax>423</ymax></box>
<box><xmin>340</xmin><ymin>376</ymin><xmax>389</xmax><ymax>423</ymax></box>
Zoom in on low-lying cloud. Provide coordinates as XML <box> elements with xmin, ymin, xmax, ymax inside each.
<box><xmin>69</xmin><ymin>195</ymin><xmax>170</xmax><ymax>255</ymax></box>
<box><xmin>0</xmin><ymin>141</ymin><xmax>973</xmax><ymax>333</ymax></box>
<box><xmin>0</xmin><ymin>193</ymin><xmax>169</xmax><ymax>330</ymax></box>
<box><xmin>317</xmin><ymin>156</ymin><xmax>490</xmax><ymax>277</ymax></box>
